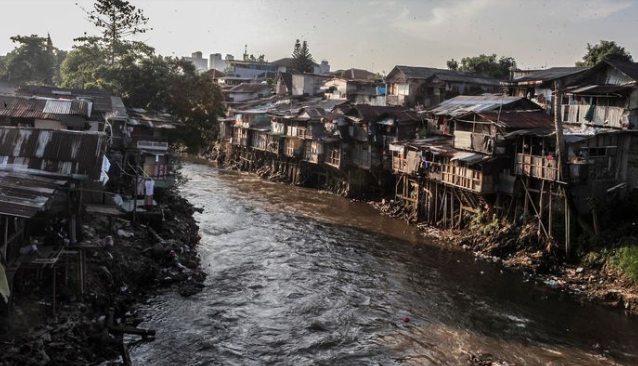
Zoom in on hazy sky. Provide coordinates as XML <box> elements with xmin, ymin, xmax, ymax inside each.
<box><xmin>2</xmin><ymin>0</ymin><xmax>637</xmax><ymax>73</ymax></box>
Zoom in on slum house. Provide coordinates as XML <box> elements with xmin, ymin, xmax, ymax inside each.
<box><xmin>0</xmin><ymin>95</ymin><xmax>92</xmax><ymax>131</ymax></box>
<box><xmin>275</xmin><ymin>72</ymin><xmax>293</xmax><ymax>95</ymax></box>
<box><xmin>560</xmin><ymin>58</ymin><xmax>638</xmax><ymax>132</ymax></box>
<box><xmin>117</xmin><ymin>109</ymin><xmax>182</xmax><ymax>189</ymax></box>
<box><xmin>0</xmin><ymin>127</ymin><xmax>108</xmax><ymax>313</ymax></box>
<box><xmin>504</xmin><ymin>67</ymin><xmax>587</xmax><ymax>112</ymax></box>
<box><xmin>15</xmin><ymin>85</ymin><xmax>128</xmax><ymax>131</ymax></box>
<box><xmin>1</xmin><ymin>87</ymin><xmax>128</xmax><ymax>205</ymax></box>
<box><xmin>385</xmin><ymin>65</ymin><xmax>501</xmax><ymax>108</ymax></box>
<box><xmin>509</xmin><ymin>58</ymin><xmax>638</xmax><ymax>242</ymax></box>
<box><xmin>389</xmin><ymin>96</ymin><xmax>551</xmax><ymax>226</ymax></box>
<box><xmin>292</xmin><ymin>74</ymin><xmax>331</xmax><ymax>96</ymax></box>
<box><xmin>321</xmin><ymin>77</ymin><xmax>386</xmax><ymax>106</ymax></box>
<box><xmin>425</xmin><ymin>94</ymin><xmax>544</xmax><ymax>136</ymax></box>
<box><xmin>225</xmin><ymin>83</ymin><xmax>272</xmax><ymax>103</ymax></box>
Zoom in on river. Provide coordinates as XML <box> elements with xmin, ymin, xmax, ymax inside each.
<box><xmin>130</xmin><ymin>163</ymin><xmax>638</xmax><ymax>366</ymax></box>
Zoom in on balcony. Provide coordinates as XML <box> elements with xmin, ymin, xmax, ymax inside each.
<box><xmin>561</xmin><ymin>105</ymin><xmax>627</xmax><ymax>128</ymax></box>
<box><xmin>515</xmin><ymin>154</ymin><xmax>558</xmax><ymax>181</ymax></box>
<box><xmin>441</xmin><ymin>163</ymin><xmax>492</xmax><ymax>194</ymax></box>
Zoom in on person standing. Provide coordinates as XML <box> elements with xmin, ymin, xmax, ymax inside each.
<box><xmin>144</xmin><ymin>178</ymin><xmax>155</xmax><ymax>211</ymax></box>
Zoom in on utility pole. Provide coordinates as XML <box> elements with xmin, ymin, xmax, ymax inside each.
<box><xmin>553</xmin><ymin>80</ymin><xmax>570</xmax><ymax>256</ymax></box>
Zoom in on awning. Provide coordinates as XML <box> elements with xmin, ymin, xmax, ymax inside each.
<box><xmin>451</xmin><ymin>152</ymin><xmax>488</xmax><ymax>164</ymax></box>
<box><xmin>0</xmin><ymin>172</ymin><xmax>67</xmax><ymax>218</ymax></box>
<box><xmin>564</xmin><ymin>135</ymin><xmax>590</xmax><ymax>143</ymax></box>
<box><xmin>565</xmin><ymin>84</ymin><xmax>634</xmax><ymax>94</ymax></box>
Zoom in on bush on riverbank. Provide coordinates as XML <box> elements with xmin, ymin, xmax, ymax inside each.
<box><xmin>613</xmin><ymin>246</ymin><xmax>638</xmax><ymax>281</ymax></box>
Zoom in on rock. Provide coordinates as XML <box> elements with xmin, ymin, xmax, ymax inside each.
<box><xmin>117</xmin><ymin>229</ymin><xmax>134</xmax><ymax>238</ymax></box>
<box><xmin>576</xmin><ymin>267</ymin><xmax>584</xmax><ymax>273</ymax></box>
<box><xmin>102</xmin><ymin>235</ymin><xmax>114</xmax><ymax>247</ymax></box>
<box><xmin>151</xmin><ymin>243</ymin><xmax>167</xmax><ymax>259</ymax></box>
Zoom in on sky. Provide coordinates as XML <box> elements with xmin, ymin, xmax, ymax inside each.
<box><xmin>2</xmin><ymin>0</ymin><xmax>638</xmax><ymax>73</ymax></box>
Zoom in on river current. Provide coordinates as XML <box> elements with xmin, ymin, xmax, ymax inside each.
<box><xmin>130</xmin><ymin>163</ymin><xmax>638</xmax><ymax>366</ymax></box>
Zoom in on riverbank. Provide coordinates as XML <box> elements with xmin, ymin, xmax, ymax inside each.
<box><xmin>209</xmin><ymin>144</ymin><xmax>638</xmax><ymax>316</ymax></box>
<box><xmin>370</xmin><ymin>198</ymin><xmax>638</xmax><ymax>315</ymax></box>
<box><xmin>0</xmin><ymin>180</ymin><xmax>204</xmax><ymax>366</ymax></box>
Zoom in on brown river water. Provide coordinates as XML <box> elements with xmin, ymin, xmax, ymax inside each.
<box><xmin>130</xmin><ymin>163</ymin><xmax>638</xmax><ymax>366</ymax></box>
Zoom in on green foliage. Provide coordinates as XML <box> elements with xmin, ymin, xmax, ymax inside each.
<box><xmin>446</xmin><ymin>59</ymin><xmax>459</xmax><ymax>71</ymax></box>
<box><xmin>455</xmin><ymin>53</ymin><xmax>516</xmax><ymax>79</ymax></box>
<box><xmin>576</xmin><ymin>40</ymin><xmax>633</xmax><ymax>67</ymax></box>
<box><xmin>59</xmin><ymin>0</ymin><xmax>224</xmax><ymax>154</ymax></box>
<box><xmin>613</xmin><ymin>246</ymin><xmax>638</xmax><ymax>280</ymax></box>
<box><xmin>291</xmin><ymin>39</ymin><xmax>315</xmax><ymax>73</ymax></box>
<box><xmin>59</xmin><ymin>40</ymin><xmax>109</xmax><ymax>89</ymax></box>
<box><xmin>0</xmin><ymin>55</ymin><xmax>6</xmax><ymax>76</ymax></box>
<box><xmin>165</xmin><ymin>59</ymin><xmax>225</xmax><ymax>154</ymax></box>
<box><xmin>468</xmin><ymin>210</ymin><xmax>501</xmax><ymax>236</ymax></box>
<box><xmin>0</xmin><ymin>34</ymin><xmax>64</xmax><ymax>85</ymax></box>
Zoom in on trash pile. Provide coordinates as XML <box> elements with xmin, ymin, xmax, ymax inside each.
<box><xmin>0</xmin><ymin>188</ymin><xmax>205</xmax><ymax>366</ymax></box>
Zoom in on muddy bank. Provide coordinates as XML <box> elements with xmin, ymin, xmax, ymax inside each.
<box><xmin>370</xmin><ymin>198</ymin><xmax>638</xmax><ymax>315</ymax></box>
<box><xmin>0</xmin><ymin>183</ymin><xmax>204</xmax><ymax>366</ymax></box>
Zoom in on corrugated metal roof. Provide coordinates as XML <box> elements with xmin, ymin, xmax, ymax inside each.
<box><xmin>0</xmin><ymin>95</ymin><xmax>90</xmax><ymax>128</ymax></box>
<box><xmin>427</xmin><ymin>95</ymin><xmax>541</xmax><ymax>117</ymax></box>
<box><xmin>0</xmin><ymin>172</ymin><xmax>67</xmax><ymax>218</ymax></box>
<box><xmin>510</xmin><ymin>67</ymin><xmax>588</xmax><ymax>84</ymax></box>
<box><xmin>0</xmin><ymin>127</ymin><xmax>106</xmax><ymax>179</ymax></box>
<box><xmin>16</xmin><ymin>86</ymin><xmax>122</xmax><ymax>122</ymax></box>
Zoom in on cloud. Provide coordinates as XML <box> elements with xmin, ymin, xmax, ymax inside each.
<box><xmin>557</xmin><ymin>0</ymin><xmax>632</xmax><ymax>20</ymax></box>
<box><xmin>390</xmin><ymin>0</ymin><xmax>493</xmax><ymax>39</ymax></box>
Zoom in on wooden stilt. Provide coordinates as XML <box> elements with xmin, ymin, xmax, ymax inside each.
<box><xmin>52</xmin><ymin>266</ymin><xmax>56</xmax><ymax>316</ymax></box>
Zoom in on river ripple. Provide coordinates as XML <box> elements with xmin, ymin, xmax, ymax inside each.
<box><xmin>130</xmin><ymin>163</ymin><xmax>638</xmax><ymax>366</ymax></box>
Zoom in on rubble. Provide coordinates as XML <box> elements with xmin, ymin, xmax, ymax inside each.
<box><xmin>0</xmin><ymin>187</ymin><xmax>204</xmax><ymax>366</ymax></box>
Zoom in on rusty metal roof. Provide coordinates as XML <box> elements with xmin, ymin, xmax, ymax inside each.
<box><xmin>0</xmin><ymin>171</ymin><xmax>68</xmax><ymax>218</ymax></box>
<box><xmin>0</xmin><ymin>95</ymin><xmax>90</xmax><ymax>129</ymax></box>
<box><xmin>0</xmin><ymin>127</ymin><xmax>106</xmax><ymax>179</ymax></box>
<box><xmin>16</xmin><ymin>85</ymin><xmax>126</xmax><ymax>122</ymax></box>
<box><xmin>477</xmin><ymin>111</ymin><xmax>555</xmax><ymax>129</ymax></box>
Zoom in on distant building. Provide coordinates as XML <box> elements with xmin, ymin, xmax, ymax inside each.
<box><xmin>271</xmin><ymin>57</ymin><xmax>330</xmax><ymax>75</ymax></box>
<box><xmin>183</xmin><ymin>51</ymin><xmax>208</xmax><ymax>72</ymax></box>
<box><xmin>209</xmin><ymin>53</ymin><xmax>226</xmax><ymax>71</ymax></box>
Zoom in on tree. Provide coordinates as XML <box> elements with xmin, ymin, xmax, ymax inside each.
<box><xmin>0</xmin><ymin>34</ymin><xmax>61</xmax><ymax>85</ymax></box>
<box><xmin>291</xmin><ymin>39</ymin><xmax>315</xmax><ymax>73</ymax></box>
<box><xmin>455</xmin><ymin>53</ymin><xmax>516</xmax><ymax>79</ymax></box>
<box><xmin>61</xmin><ymin>0</ymin><xmax>225</xmax><ymax>153</ymax></box>
<box><xmin>60</xmin><ymin>39</ymin><xmax>109</xmax><ymax>89</ymax></box>
<box><xmin>78</xmin><ymin>0</ymin><xmax>152</xmax><ymax>64</ymax></box>
<box><xmin>446</xmin><ymin>59</ymin><xmax>459</xmax><ymax>71</ymax></box>
<box><xmin>168</xmin><ymin>60</ymin><xmax>226</xmax><ymax>154</ymax></box>
<box><xmin>576</xmin><ymin>40</ymin><xmax>633</xmax><ymax>67</ymax></box>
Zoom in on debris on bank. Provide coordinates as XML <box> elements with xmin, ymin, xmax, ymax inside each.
<box><xmin>370</xmin><ymin>197</ymin><xmax>638</xmax><ymax>314</ymax></box>
<box><xmin>0</xmin><ymin>188</ymin><xmax>204</xmax><ymax>366</ymax></box>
